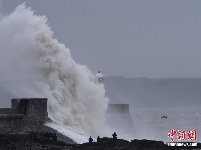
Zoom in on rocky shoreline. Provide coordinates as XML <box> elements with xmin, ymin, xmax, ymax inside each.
<box><xmin>0</xmin><ymin>131</ymin><xmax>200</xmax><ymax>150</ymax></box>
<box><xmin>0</xmin><ymin>98</ymin><xmax>199</xmax><ymax>149</ymax></box>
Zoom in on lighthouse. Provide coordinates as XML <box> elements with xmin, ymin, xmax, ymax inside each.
<box><xmin>95</xmin><ymin>71</ymin><xmax>104</xmax><ymax>84</ymax></box>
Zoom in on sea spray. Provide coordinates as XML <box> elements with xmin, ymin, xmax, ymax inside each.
<box><xmin>0</xmin><ymin>3</ymin><xmax>110</xmax><ymax>137</ymax></box>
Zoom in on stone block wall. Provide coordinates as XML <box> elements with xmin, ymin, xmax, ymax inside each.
<box><xmin>11</xmin><ymin>99</ymin><xmax>21</xmax><ymax>110</ymax></box>
<box><xmin>106</xmin><ymin>104</ymin><xmax>135</xmax><ymax>136</ymax></box>
<box><xmin>0</xmin><ymin>114</ymin><xmax>23</xmax><ymax>132</ymax></box>
<box><xmin>0</xmin><ymin>108</ymin><xmax>17</xmax><ymax>114</ymax></box>
<box><xmin>11</xmin><ymin>98</ymin><xmax>48</xmax><ymax>129</ymax></box>
<box><xmin>107</xmin><ymin>104</ymin><xmax>129</xmax><ymax>113</ymax></box>
<box><xmin>0</xmin><ymin>98</ymin><xmax>48</xmax><ymax>133</ymax></box>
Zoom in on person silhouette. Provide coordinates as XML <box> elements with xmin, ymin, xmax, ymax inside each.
<box><xmin>89</xmin><ymin>136</ymin><xmax>93</xmax><ymax>143</ymax></box>
<box><xmin>112</xmin><ymin>132</ymin><xmax>117</xmax><ymax>140</ymax></box>
<box><xmin>97</xmin><ymin>136</ymin><xmax>100</xmax><ymax>143</ymax></box>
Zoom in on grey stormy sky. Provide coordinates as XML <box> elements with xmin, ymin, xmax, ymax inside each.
<box><xmin>1</xmin><ymin>0</ymin><xmax>201</xmax><ymax>78</ymax></box>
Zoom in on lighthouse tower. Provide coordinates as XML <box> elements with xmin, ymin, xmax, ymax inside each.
<box><xmin>95</xmin><ymin>71</ymin><xmax>104</xmax><ymax>84</ymax></box>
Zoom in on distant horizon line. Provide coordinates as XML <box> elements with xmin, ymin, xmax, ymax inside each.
<box><xmin>105</xmin><ymin>76</ymin><xmax>201</xmax><ymax>79</ymax></box>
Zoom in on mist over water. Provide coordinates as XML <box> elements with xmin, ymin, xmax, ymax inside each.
<box><xmin>0</xmin><ymin>4</ymin><xmax>111</xmax><ymax>137</ymax></box>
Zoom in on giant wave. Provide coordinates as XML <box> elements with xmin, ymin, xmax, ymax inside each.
<box><xmin>0</xmin><ymin>3</ymin><xmax>111</xmax><ymax>139</ymax></box>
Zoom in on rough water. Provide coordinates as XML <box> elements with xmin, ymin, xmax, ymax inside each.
<box><xmin>0</xmin><ymin>4</ymin><xmax>110</xmax><ymax>138</ymax></box>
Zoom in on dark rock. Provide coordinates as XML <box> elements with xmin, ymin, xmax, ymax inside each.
<box><xmin>0</xmin><ymin>132</ymin><xmax>201</xmax><ymax>150</ymax></box>
<box><xmin>1</xmin><ymin>98</ymin><xmax>201</xmax><ymax>149</ymax></box>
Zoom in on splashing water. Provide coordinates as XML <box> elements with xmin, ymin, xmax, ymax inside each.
<box><xmin>0</xmin><ymin>3</ymin><xmax>110</xmax><ymax>137</ymax></box>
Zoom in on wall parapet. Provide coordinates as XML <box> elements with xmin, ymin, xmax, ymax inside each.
<box><xmin>0</xmin><ymin>108</ymin><xmax>17</xmax><ymax>114</ymax></box>
<box><xmin>0</xmin><ymin>98</ymin><xmax>48</xmax><ymax>133</ymax></box>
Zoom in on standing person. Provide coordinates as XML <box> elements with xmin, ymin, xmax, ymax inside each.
<box><xmin>89</xmin><ymin>136</ymin><xmax>93</xmax><ymax>143</ymax></box>
<box><xmin>112</xmin><ymin>132</ymin><xmax>117</xmax><ymax>140</ymax></box>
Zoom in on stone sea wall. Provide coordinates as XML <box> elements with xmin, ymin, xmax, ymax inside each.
<box><xmin>0</xmin><ymin>98</ymin><xmax>48</xmax><ymax>133</ymax></box>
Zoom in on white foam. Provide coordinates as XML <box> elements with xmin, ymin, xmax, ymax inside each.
<box><xmin>45</xmin><ymin>121</ymin><xmax>91</xmax><ymax>144</ymax></box>
<box><xmin>0</xmin><ymin>3</ymin><xmax>110</xmax><ymax>137</ymax></box>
